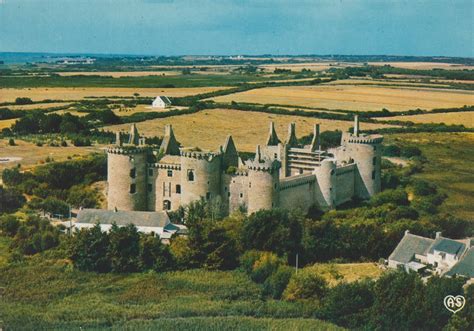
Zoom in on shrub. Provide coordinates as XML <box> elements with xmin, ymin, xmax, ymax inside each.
<box><xmin>0</xmin><ymin>215</ymin><xmax>21</xmax><ymax>236</ymax></box>
<box><xmin>8</xmin><ymin>138</ymin><xmax>15</xmax><ymax>146</ymax></box>
<box><xmin>15</xmin><ymin>97</ymin><xmax>33</xmax><ymax>105</ymax></box>
<box><xmin>400</xmin><ymin>146</ymin><xmax>422</xmax><ymax>158</ymax></box>
<box><xmin>0</xmin><ymin>185</ymin><xmax>26</xmax><ymax>213</ymax></box>
<box><xmin>283</xmin><ymin>268</ymin><xmax>328</xmax><ymax>303</ymax></box>
<box><xmin>370</xmin><ymin>188</ymin><xmax>408</xmax><ymax>206</ymax></box>
<box><xmin>320</xmin><ymin>280</ymin><xmax>374</xmax><ymax>328</ymax></box>
<box><xmin>262</xmin><ymin>265</ymin><xmax>293</xmax><ymax>299</ymax></box>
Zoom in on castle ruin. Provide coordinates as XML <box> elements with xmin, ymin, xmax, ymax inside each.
<box><xmin>107</xmin><ymin>116</ymin><xmax>383</xmax><ymax>215</ymax></box>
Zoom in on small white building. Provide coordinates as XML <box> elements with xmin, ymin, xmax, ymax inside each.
<box><xmin>75</xmin><ymin>208</ymin><xmax>186</xmax><ymax>240</ymax></box>
<box><xmin>152</xmin><ymin>96</ymin><xmax>172</xmax><ymax>109</ymax></box>
<box><xmin>388</xmin><ymin>230</ymin><xmax>472</xmax><ymax>279</ymax></box>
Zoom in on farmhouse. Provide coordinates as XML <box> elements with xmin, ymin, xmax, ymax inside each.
<box><xmin>75</xmin><ymin>208</ymin><xmax>186</xmax><ymax>241</ymax></box>
<box><xmin>152</xmin><ymin>96</ymin><xmax>172</xmax><ymax>109</ymax></box>
<box><xmin>388</xmin><ymin>230</ymin><xmax>473</xmax><ymax>279</ymax></box>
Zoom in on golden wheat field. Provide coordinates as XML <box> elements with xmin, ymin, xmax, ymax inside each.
<box><xmin>0</xmin><ymin>119</ymin><xmax>17</xmax><ymax>130</ymax></box>
<box><xmin>325</xmin><ymin>78</ymin><xmax>451</xmax><ymax>88</ymax></box>
<box><xmin>210</xmin><ymin>85</ymin><xmax>474</xmax><ymax>112</ymax></box>
<box><xmin>0</xmin><ymin>87</ymin><xmax>231</xmax><ymax>103</ymax></box>
<box><xmin>386</xmin><ymin>111</ymin><xmax>474</xmax><ymax>128</ymax></box>
<box><xmin>0</xmin><ymin>139</ymin><xmax>104</xmax><ymax>172</ymax></box>
<box><xmin>104</xmin><ymin>108</ymin><xmax>397</xmax><ymax>152</ymax></box>
<box><xmin>7</xmin><ymin>102</ymin><xmax>72</xmax><ymax>110</ymax></box>
<box><xmin>368</xmin><ymin>62</ymin><xmax>474</xmax><ymax>70</ymax></box>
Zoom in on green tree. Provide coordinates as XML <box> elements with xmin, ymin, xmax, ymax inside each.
<box><xmin>140</xmin><ymin>234</ymin><xmax>175</xmax><ymax>272</ymax></box>
<box><xmin>0</xmin><ymin>215</ymin><xmax>21</xmax><ymax>236</ymax></box>
<box><xmin>424</xmin><ymin>276</ymin><xmax>465</xmax><ymax>330</ymax></box>
<box><xmin>242</xmin><ymin>209</ymin><xmax>302</xmax><ymax>259</ymax></box>
<box><xmin>0</xmin><ymin>185</ymin><xmax>26</xmax><ymax>213</ymax></box>
<box><xmin>69</xmin><ymin>224</ymin><xmax>111</xmax><ymax>273</ymax></box>
<box><xmin>107</xmin><ymin>223</ymin><xmax>141</xmax><ymax>273</ymax></box>
<box><xmin>320</xmin><ymin>280</ymin><xmax>374</xmax><ymax>329</ymax></box>
<box><xmin>369</xmin><ymin>271</ymin><xmax>427</xmax><ymax>330</ymax></box>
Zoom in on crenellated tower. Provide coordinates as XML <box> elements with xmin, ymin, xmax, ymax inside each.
<box><xmin>107</xmin><ymin>124</ymin><xmax>148</xmax><ymax>211</ymax></box>
<box><xmin>246</xmin><ymin>145</ymin><xmax>280</xmax><ymax>214</ymax></box>
<box><xmin>338</xmin><ymin>115</ymin><xmax>384</xmax><ymax>199</ymax></box>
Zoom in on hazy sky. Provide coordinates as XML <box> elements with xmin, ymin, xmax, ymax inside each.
<box><xmin>0</xmin><ymin>0</ymin><xmax>472</xmax><ymax>56</ymax></box>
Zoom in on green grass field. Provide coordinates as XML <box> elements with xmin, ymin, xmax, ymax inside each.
<box><xmin>386</xmin><ymin>132</ymin><xmax>474</xmax><ymax>220</ymax></box>
<box><xmin>0</xmin><ymin>251</ymin><xmax>342</xmax><ymax>330</ymax></box>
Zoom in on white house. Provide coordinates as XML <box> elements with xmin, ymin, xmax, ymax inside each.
<box><xmin>388</xmin><ymin>230</ymin><xmax>472</xmax><ymax>279</ymax></box>
<box><xmin>152</xmin><ymin>96</ymin><xmax>172</xmax><ymax>109</ymax></box>
<box><xmin>75</xmin><ymin>208</ymin><xmax>186</xmax><ymax>240</ymax></box>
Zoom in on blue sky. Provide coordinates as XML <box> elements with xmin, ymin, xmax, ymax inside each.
<box><xmin>0</xmin><ymin>0</ymin><xmax>472</xmax><ymax>56</ymax></box>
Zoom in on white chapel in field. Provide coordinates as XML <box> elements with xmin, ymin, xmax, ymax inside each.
<box><xmin>152</xmin><ymin>96</ymin><xmax>172</xmax><ymax>109</ymax></box>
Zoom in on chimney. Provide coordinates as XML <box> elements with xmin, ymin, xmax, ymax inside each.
<box><xmin>256</xmin><ymin>144</ymin><xmax>262</xmax><ymax>162</ymax></box>
<box><xmin>311</xmin><ymin>123</ymin><xmax>321</xmax><ymax>151</ymax></box>
<box><xmin>129</xmin><ymin>124</ymin><xmax>140</xmax><ymax>145</ymax></box>
<box><xmin>115</xmin><ymin>132</ymin><xmax>122</xmax><ymax>146</ymax></box>
<box><xmin>354</xmin><ymin>115</ymin><xmax>359</xmax><ymax>136</ymax></box>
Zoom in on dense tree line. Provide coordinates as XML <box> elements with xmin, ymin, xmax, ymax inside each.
<box><xmin>2</xmin><ymin>154</ymin><xmax>106</xmax><ymax>214</ymax></box>
<box><xmin>69</xmin><ymin>223</ymin><xmax>174</xmax><ymax>273</ymax></box>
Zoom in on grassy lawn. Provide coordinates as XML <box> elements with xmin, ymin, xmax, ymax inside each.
<box><xmin>0</xmin><ymin>254</ymin><xmax>343</xmax><ymax>330</ymax></box>
<box><xmin>305</xmin><ymin>263</ymin><xmax>383</xmax><ymax>287</ymax></box>
<box><xmin>0</xmin><ymin>87</ymin><xmax>231</xmax><ymax>103</ymax></box>
<box><xmin>0</xmin><ymin>236</ymin><xmax>11</xmax><ymax>267</ymax></box>
<box><xmin>386</xmin><ymin>132</ymin><xmax>474</xmax><ymax>220</ymax></box>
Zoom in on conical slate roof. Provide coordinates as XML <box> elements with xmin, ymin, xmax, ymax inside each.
<box><xmin>266</xmin><ymin>122</ymin><xmax>280</xmax><ymax>146</ymax></box>
<box><xmin>160</xmin><ymin>124</ymin><xmax>180</xmax><ymax>155</ymax></box>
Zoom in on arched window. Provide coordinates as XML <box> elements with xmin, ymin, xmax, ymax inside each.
<box><xmin>373</xmin><ymin>157</ymin><xmax>377</xmax><ymax>165</ymax></box>
<box><xmin>163</xmin><ymin>200</ymin><xmax>171</xmax><ymax>210</ymax></box>
<box><xmin>130</xmin><ymin>168</ymin><xmax>136</xmax><ymax>178</ymax></box>
<box><xmin>187</xmin><ymin>169</ymin><xmax>195</xmax><ymax>181</ymax></box>
<box><xmin>176</xmin><ymin>184</ymin><xmax>181</xmax><ymax>194</ymax></box>
<box><xmin>130</xmin><ymin>184</ymin><xmax>136</xmax><ymax>194</ymax></box>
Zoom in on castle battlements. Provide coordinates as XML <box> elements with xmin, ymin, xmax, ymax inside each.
<box><xmin>180</xmin><ymin>150</ymin><xmax>221</xmax><ymax>161</ymax></box>
<box><xmin>106</xmin><ymin>116</ymin><xmax>383</xmax><ymax>214</ymax></box>
<box><xmin>106</xmin><ymin>146</ymin><xmax>148</xmax><ymax>155</ymax></box>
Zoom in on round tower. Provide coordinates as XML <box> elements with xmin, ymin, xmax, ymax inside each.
<box><xmin>315</xmin><ymin>159</ymin><xmax>336</xmax><ymax>209</ymax></box>
<box><xmin>348</xmin><ymin>137</ymin><xmax>383</xmax><ymax>199</ymax></box>
<box><xmin>246</xmin><ymin>146</ymin><xmax>280</xmax><ymax>214</ymax></box>
<box><xmin>180</xmin><ymin>150</ymin><xmax>222</xmax><ymax>206</ymax></box>
<box><xmin>341</xmin><ymin>115</ymin><xmax>384</xmax><ymax>199</ymax></box>
<box><xmin>107</xmin><ymin>146</ymin><xmax>148</xmax><ymax>211</ymax></box>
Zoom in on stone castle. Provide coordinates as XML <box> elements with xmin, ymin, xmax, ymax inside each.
<box><xmin>107</xmin><ymin>116</ymin><xmax>383</xmax><ymax>215</ymax></box>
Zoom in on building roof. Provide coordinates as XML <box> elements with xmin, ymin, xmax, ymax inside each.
<box><xmin>445</xmin><ymin>247</ymin><xmax>474</xmax><ymax>278</ymax></box>
<box><xmin>388</xmin><ymin>233</ymin><xmax>434</xmax><ymax>264</ymax></box>
<box><xmin>76</xmin><ymin>209</ymin><xmax>170</xmax><ymax>228</ymax></box>
<box><xmin>153</xmin><ymin>96</ymin><xmax>172</xmax><ymax>105</ymax></box>
<box><xmin>429</xmin><ymin>238</ymin><xmax>466</xmax><ymax>257</ymax></box>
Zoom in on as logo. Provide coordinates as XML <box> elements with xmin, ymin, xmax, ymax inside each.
<box><xmin>444</xmin><ymin>295</ymin><xmax>466</xmax><ymax>313</ymax></box>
